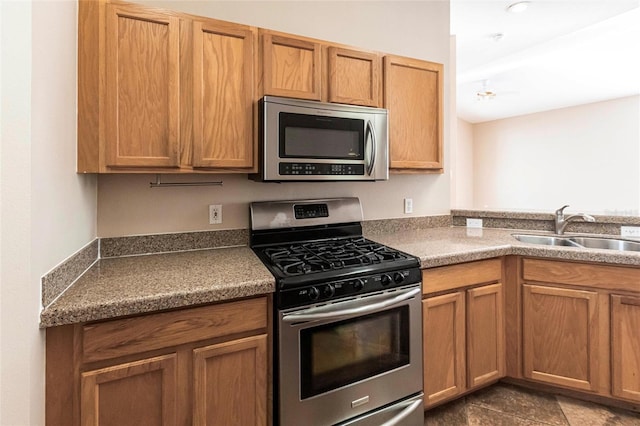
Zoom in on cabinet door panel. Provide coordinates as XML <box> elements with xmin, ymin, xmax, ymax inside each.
<box><xmin>611</xmin><ymin>295</ymin><xmax>640</xmax><ymax>402</ymax></box>
<box><xmin>522</xmin><ymin>284</ymin><xmax>600</xmax><ymax>391</ymax></box>
<box><xmin>384</xmin><ymin>55</ymin><xmax>443</xmax><ymax>171</ymax></box>
<box><xmin>193</xmin><ymin>335</ymin><xmax>267</xmax><ymax>426</ymax></box>
<box><xmin>423</xmin><ymin>292</ymin><xmax>465</xmax><ymax>407</ymax></box>
<box><xmin>105</xmin><ymin>4</ymin><xmax>180</xmax><ymax>168</ymax></box>
<box><xmin>328</xmin><ymin>47</ymin><xmax>380</xmax><ymax>107</ymax></box>
<box><xmin>81</xmin><ymin>354</ymin><xmax>177</xmax><ymax>426</ymax></box>
<box><xmin>467</xmin><ymin>283</ymin><xmax>505</xmax><ymax>388</ymax></box>
<box><xmin>192</xmin><ymin>20</ymin><xmax>255</xmax><ymax>168</ymax></box>
<box><xmin>261</xmin><ymin>32</ymin><xmax>322</xmax><ymax>100</ymax></box>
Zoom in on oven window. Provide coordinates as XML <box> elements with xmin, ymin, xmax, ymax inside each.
<box><xmin>299</xmin><ymin>307</ymin><xmax>409</xmax><ymax>399</ymax></box>
<box><xmin>279</xmin><ymin>112</ymin><xmax>364</xmax><ymax>159</ymax></box>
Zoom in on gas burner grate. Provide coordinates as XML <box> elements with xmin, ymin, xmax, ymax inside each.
<box><xmin>260</xmin><ymin>237</ymin><xmax>409</xmax><ymax>277</ymax></box>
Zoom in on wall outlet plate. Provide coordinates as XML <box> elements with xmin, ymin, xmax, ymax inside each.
<box><xmin>404</xmin><ymin>198</ymin><xmax>413</xmax><ymax>214</ymax></box>
<box><xmin>621</xmin><ymin>226</ymin><xmax>640</xmax><ymax>237</ymax></box>
<box><xmin>466</xmin><ymin>218</ymin><xmax>483</xmax><ymax>228</ymax></box>
<box><xmin>209</xmin><ymin>204</ymin><xmax>222</xmax><ymax>224</ymax></box>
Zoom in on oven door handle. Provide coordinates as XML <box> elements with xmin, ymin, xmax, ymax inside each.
<box><xmin>281</xmin><ymin>287</ymin><xmax>420</xmax><ymax>323</ymax></box>
<box><xmin>380</xmin><ymin>398</ymin><xmax>423</xmax><ymax>426</ymax></box>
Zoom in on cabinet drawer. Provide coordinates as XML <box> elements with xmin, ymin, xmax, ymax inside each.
<box><xmin>82</xmin><ymin>297</ymin><xmax>267</xmax><ymax>363</ymax></box>
<box><xmin>422</xmin><ymin>258</ymin><xmax>502</xmax><ymax>294</ymax></box>
<box><xmin>522</xmin><ymin>258</ymin><xmax>640</xmax><ymax>292</ymax></box>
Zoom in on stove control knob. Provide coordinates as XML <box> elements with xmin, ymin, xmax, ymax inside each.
<box><xmin>394</xmin><ymin>272</ymin><xmax>405</xmax><ymax>284</ymax></box>
<box><xmin>308</xmin><ymin>286</ymin><xmax>320</xmax><ymax>301</ymax></box>
<box><xmin>353</xmin><ymin>279</ymin><xmax>365</xmax><ymax>291</ymax></box>
<box><xmin>381</xmin><ymin>274</ymin><xmax>392</xmax><ymax>286</ymax></box>
<box><xmin>322</xmin><ymin>284</ymin><xmax>335</xmax><ymax>298</ymax></box>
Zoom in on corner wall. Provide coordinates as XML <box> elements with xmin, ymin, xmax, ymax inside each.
<box><xmin>0</xmin><ymin>1</ymin><xmax>97</xmax><ymax>423</ymax></box>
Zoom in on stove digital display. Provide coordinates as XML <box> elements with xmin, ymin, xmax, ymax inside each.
<box><xmin>294</xmin><ymin>203</ymin><xmax>329</xmax><ymax>219</ymax></box>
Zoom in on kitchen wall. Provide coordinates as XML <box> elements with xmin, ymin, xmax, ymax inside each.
<box><xmin>98</xmin><ymin>0</ymin><xmax>452</xmax><ymax>237</ymax></box>
<box><xmin>462</xmin><ymin>95</ymin><xmax>640</xmax><ymax>215</ymax></box>
<box><xmin>0</xmin><ymin>1</ymin><xmax>97</xmax><ymax>423</ymax></box>
<box><xmin>452</xmin><ymin>118</ymin><xmax>474</xmax><ymax>208</ymax></box>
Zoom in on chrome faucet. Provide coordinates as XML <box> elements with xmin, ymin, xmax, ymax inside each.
<box><xmin>554</xmin><ymin>205</ymin><xmax>596</xmax><ymax>235</ymax></box>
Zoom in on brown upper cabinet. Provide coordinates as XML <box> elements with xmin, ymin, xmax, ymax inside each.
<box><xmin>259</xmin><ymin>29</ymin><xmax>382</xmax><ymax>107</ymax></box>
<box><xmin>78</xmin><ymin>1</ymin><xmax>444</xmax><ymax>174</ymax></box>
<box><xmin>78</xmin><ymin>1</ymin><xmax>257</xmax><ymax>173</ymax></box>
<box><xmin>327</xmin><ymin>47</ymin><xmax>381</xmax><ymax>107</ymax></box>
<box><xmin>384</xmin><ymin>55</ymin><xmax>444</xmax><ymax>172</ymax></box>
<box><xmin>191</xmin><ymin>19</ymin><xmax>257</xmax><ymax>169</ymax></box>
<box><xmin>104</xmin><ymin>3</ymin><xmax>181</xmax><ymax>169</ymax></box>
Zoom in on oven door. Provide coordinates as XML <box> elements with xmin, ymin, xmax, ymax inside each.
<box><xmin>278</xmin><ymin>284</ymin><xmax>423</xmax><ymax>426</ymax></box>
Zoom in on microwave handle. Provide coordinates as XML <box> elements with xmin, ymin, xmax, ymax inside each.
<box><xmin>365</xmin><ymin>120</ymin><xmax>376</xmax><ymax>176</ymax></box>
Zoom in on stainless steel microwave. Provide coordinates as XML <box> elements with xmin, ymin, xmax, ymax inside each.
<box><xmin>252</xmin><ymin>96</ymin><xmax>388</xmax><ymax>182</ymax></box>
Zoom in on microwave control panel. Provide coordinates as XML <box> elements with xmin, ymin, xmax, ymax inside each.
<box><xmin>279</xmin><ymin>163</ymin><xmax>365</xmax><ymax>176</ymax></box>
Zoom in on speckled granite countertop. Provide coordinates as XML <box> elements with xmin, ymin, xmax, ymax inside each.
<box><xmin>367</xmin><ymin>227</ymin><xmax>640</xmax><ymax>268</ymax></box>
<box><xmin>40</xmin><ymin>227</ymin><xmax>640</xmax><ymax>328</ymax></box>
<box><xmin>40</xmin><ymin>247</ymin><xmax>275</xmax><ymax>328</ymax></box>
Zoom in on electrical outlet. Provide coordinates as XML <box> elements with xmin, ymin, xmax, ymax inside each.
<box><xmin>621</xmin><ymin>226</ymin><xmax>640</xmax><ymax>237</ymax></box>
<box><xmin>209</xmin><ymin>204</ymin><xmax>222</xmax><ymax>224</ymax></box>
<box><xmin>466</xmin><ymin>218</ymin><xmax>483</xmax><ymax>228</ymax></box>
<box><xmin>404</xmin><ymin>198</ymin><xmax>413</xmax><ymax>214</ymax></box>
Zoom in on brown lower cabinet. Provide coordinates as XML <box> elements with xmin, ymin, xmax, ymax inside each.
<box><xmin>46</xmin><ymin>297</ymin><xmax>268</xmax><ymax>426</ymax></box>
<box><xmin>516</xmin><ymin>258</ymin><xmax>640</xmax><ymax>404</ymax></box>
<box><xmin>611</xmin><ymin>294</ymin><xmax>640</xmax><ymax>402</ymax></box>
<box><xmin>422</xmin><ymin>259</ymin><xmax>505</xmax><ymax>408</ymax></box>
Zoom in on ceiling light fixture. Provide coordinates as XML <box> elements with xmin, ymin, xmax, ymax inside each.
<box><xmin>476</xmin><ymin>79</ymin><xmax>497</xmax><ymax>101</ymax></box>
<box><xmin>506</xmin><ymin>1</ymin><xmax>530</xmax><ymax>13</ymax></box>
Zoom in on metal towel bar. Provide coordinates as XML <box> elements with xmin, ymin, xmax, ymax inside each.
<box><xmin>149</xmin><ymin>174</ymin><xmax>223</xmax><ymax>188</ymax></box>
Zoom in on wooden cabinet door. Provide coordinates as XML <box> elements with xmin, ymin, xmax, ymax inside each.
<box><xmin>522</xmin><ymin>284</ymin><xmax>600</xmax><ymax>392</ymax></box>
<box><xmin>423</xmin><ymin>292</ymin><xmax>466</xmax><ymax>407</ymax></box>
<box><xmin>81</xmin><ymin>354</ymin><xmax>177</xmax><ymax>426</ymax></box>
<box><xmin>105</xmin><ymin>4</ymin><xmax>180</xmax><ymax>168</ymax></box>
<box><xmin>467</xmin><ymin>283</ymin><xmax>505</xmax><ymax>389</ymax></box>
<box><xmin>611</xmin><ymin>294</ymin><xmax>640</xmax><ymax>402</ymax></box>
<box><xmin>261</xmin><ymin>31</ymin><xmax>322</xmax><ymax>100</ymax></box>
<box><xmin>192</xmin><ymin>19</ymin><xmax>256</xmax><ymax>169</ymax></box>
<box><xmin>328</xmin><ymin>47</ymin><xmax>380</xmax><ymax>107</ymax></box>
<box><xmin>193</xmin><ymin>335</ymin><xmax>267</xmax><ymax>426</ymax></box>
<box><xmin>383</xmin><ymin>55</ymin><xmax>443</xmax><ymax>171</ymax></box>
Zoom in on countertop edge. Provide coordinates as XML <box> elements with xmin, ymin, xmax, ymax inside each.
<box><xmin>41</xmin><ymin>227</ymin><xmax>640</xmax><ymax>328</ymax></box>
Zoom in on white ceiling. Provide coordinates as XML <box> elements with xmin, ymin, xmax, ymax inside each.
<box><xmin>452</xmin><ymin>0</ymin><xmax>640</xmax><ymax>123</ymax></box>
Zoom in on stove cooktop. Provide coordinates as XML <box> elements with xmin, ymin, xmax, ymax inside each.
<box><xmin>250</xmin><ymin>198</ymin><xmax>421</xmax><ymax>294</ymax></box>
<box><xmin>259</xmin><ymin>237</ymin><xmax>409</xmax><ymax>277</ymax></box>
<box><xmin>253</xmin><ymin>236</ymin><xmax>420</xmax><ymax>289</ymax></box>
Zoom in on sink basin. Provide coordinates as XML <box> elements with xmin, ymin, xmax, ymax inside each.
<box><xmin>513</xmin><ymin>234</ymin><xmax>640</xmax><ymax>252</ymax></box>
<box><xmin>569</xmin><ymin>237</ymin><xmax>640</xmax><ymax>252</ymax></box>
<box><xmin>513</xmin><ymin>234</ymin><xmax>581</xmax><ymax>247</ymax></box>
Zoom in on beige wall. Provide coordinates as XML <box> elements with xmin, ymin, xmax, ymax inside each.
<box><xmin>1</xmin><ymin>1</ymin><xmax>97</xmax><ymax>423</ymax></box>
<box><xmin>453</xmin><ymin>118</ymin><xmax>474</xmax><ymax>208</ymax></box>
<box><xmin>98</xmin><ymin>0</ymin><xmax>452</xmax><ymax>237</ymax></box>
<box><xmin>470</xmin><ymin>95</ymin><xmax>640</xmax><ymax>215</ymax></box>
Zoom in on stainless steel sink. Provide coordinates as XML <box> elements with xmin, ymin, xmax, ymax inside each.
<box><xmin>512</xmin><ymin>234</ymin><xmax>581</xmax><ymax>247</ymax></box>
<box><xmin>569</xmin><ymin>237</ymin><xmax>640</xmax><ymax>252</ymax></box>
<box><xmin>513</xmin><ymin>234</ymin><xmax>640</xmax><ymax>252</ymax></box>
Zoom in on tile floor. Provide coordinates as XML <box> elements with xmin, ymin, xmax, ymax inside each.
<box><xmin>423</xmin><ymin>383</ymin><xmax>640</xmax><ymax>426</ymax></box>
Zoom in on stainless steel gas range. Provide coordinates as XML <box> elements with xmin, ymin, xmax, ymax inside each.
<box><xmin>250</xmin><ymin>198</ymin><xmax>424</xmax><ymax>426</ymax></box>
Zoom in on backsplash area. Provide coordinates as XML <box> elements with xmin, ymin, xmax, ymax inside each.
<box><xmin>452</xmin><ymin>209</ymin><xmax>640</xmax><ymax>235</ymax></box>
